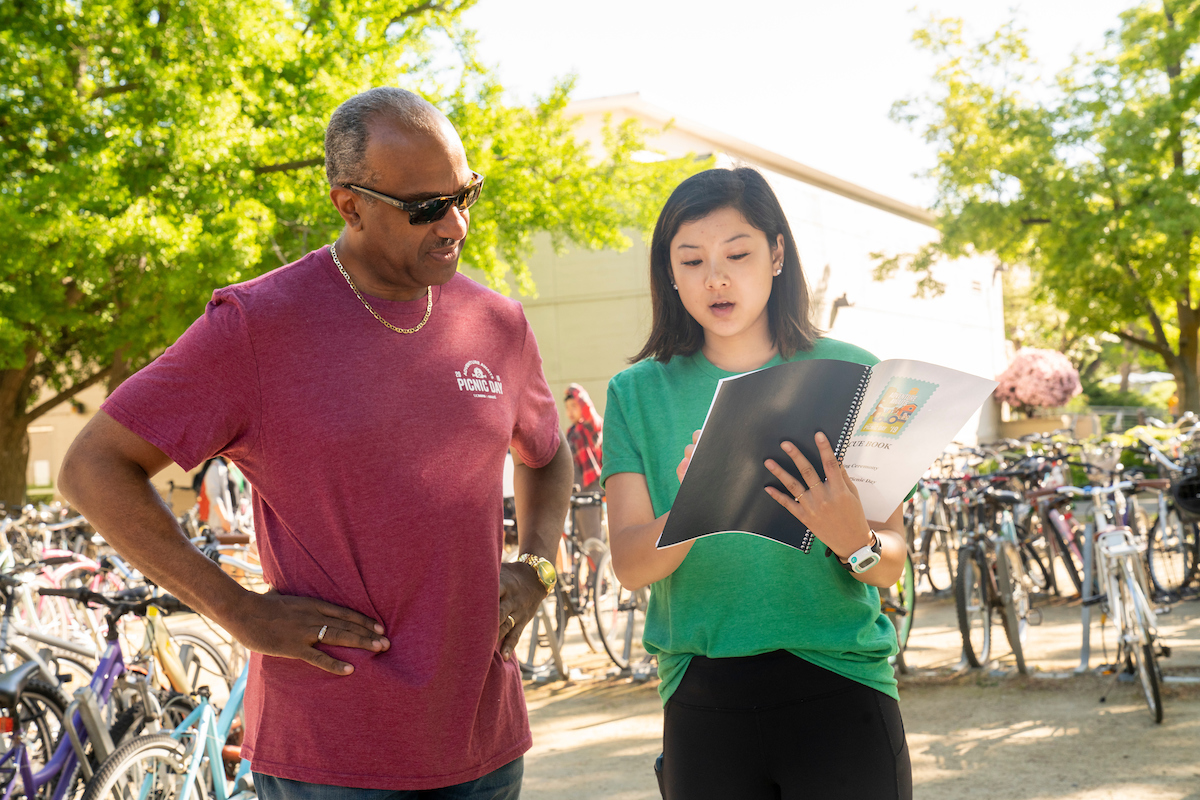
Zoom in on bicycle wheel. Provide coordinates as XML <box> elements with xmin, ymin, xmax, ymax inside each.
<box><xmin>171</xmin><ymin>632</ymin><xmax>236</xmax><ymax>694</ymax></box>
<box><xmin>1019</xmin><ymin>539</ymin><xmax>1052</xmax><ymax>595</ymax></box>
<box><xmin>573</xmin><ymin>538</ymin><xmax>608</xmax><ymax>652</ymax></box>
<box><xmin>954</xmin><ymin>546</ymin><xmax>991</xmax><ymax>668</ymax></box>
<box><xmin>81</xmin><ymin>732</ymin><xmax>207</xmax><ymax>800</ymax></box>
<box><xmin>1048</xmin><ymin>516</ymin><xmax>1084</xmax><ymax>595</ymax></box>
<box><xmin>107</xmin><ymin>691</ymin><xmax>197</xmax><ymax>749</ymax></box>
<box><xmin>1145</xmin><ymin>506</ymin><xmax>1199</xmax><ymax>599</ymax></box>
<box><xmin>0</xmin><ymin>678</ymin><xmax>69</xmax><ymax>786</ymax></box>
<box><xmin>593</xmin><ymin>550</ymin><xmax>646</xmax><ymax>670</ymax></box>
<box><xmin>1133</xmin><ymin>643</ymin><xmax>1164</xmax><ymax>724</ymax></box>
<box><xmin>995</xmin><ymin>542</ymin><xmax>1028</xmax><ymax>675</ymax></box>
<box><xmin>1121</xmin><ymin>570</ymin><xmax>1163</xmax><ymax>723</ymax></box>
<box><xmin>921</xmin><ymin>505</ymin><xmax>956</xmax><ymax>594</ymax></box>
<box><xmin>887</xmin><ymin>551</ymin><xmax>916</xmax><ymax>652</ymax></box>
<box><xmin>515</xmin><ymin>585</ymin><xmax>566</xmax><ymax>680</ymax></box>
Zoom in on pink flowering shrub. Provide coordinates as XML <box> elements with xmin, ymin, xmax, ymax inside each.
<box><xmin>994</xmin><ymin>349</ymin><xmax>1082</xmax><ymax>415</ymax></box>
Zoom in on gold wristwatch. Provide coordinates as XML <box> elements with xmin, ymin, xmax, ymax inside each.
<box><xmin>517</xmin><ymin>554</ymin><xmax>557</xmax><ymax>593</ymax></box>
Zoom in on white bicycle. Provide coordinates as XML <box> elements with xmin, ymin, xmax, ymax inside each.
<box><xmin>1061</xmin><ymin>482</ymin><xmax>1165</xmax><ymax>723</ymax></box>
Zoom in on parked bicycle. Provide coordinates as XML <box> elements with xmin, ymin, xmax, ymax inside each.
<box><xmin>954</xmin><ymin>480</ymin><xmax>1037</xmax><ymax>674</ymax></box>
<box><xmin>81</xmin><ymin>663</ymin><xmax>254</xmax><ymax>800</ymax></box>
<box><xmin>1058</xmin><ymin>482</ymin><xmax>1168</xmax><ymax>722</ymax></box>
<box><xmin>0</xmin><ymin>586</ymin><xmax>195</xmax><ymax>800</ymax></box>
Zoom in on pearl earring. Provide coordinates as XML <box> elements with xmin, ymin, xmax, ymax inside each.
<box><xmin>774</xmin><ymin>268</ymin><xmax>781</xmax><ymax>276</ymax></box>
<box><xmin>672</xmin><ymin>284</ymin><xmax>678</xmax><ymax>290</ymax></box>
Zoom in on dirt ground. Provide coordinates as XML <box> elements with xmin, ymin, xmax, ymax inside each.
<box><xmin>519</xmin><ymin>572</ymin><xmax>1200</xmax><ymax>800</ymax></box>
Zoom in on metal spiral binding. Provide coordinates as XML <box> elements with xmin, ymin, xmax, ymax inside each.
<box><xmin>834</xmin><ymin>369</ymin><xmax>872</xmax><ymax>462</ymax></box>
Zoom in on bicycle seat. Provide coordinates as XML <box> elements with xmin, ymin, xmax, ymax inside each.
<box><xmin>1096</xmin><ymin>528</ymin><xmax>1145</xmax><ymax>557</ymax></box>
<box><xmin>985</xmin><ymin>489</ymin><xmax>1024</xmax><ymax>507</ymax></box>
<box><xmin>0</xmin><ymin>660</ymin><xmax>42</xmax><ymax>712</ymax></box>
<box><xmin>1101</xmin><ymin>542</ymin><xmax>1144</xmax><ymax>558</ymax></box>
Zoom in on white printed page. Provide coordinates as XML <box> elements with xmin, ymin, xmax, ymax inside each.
<box><xmin>842</xmin><ymin>359</ymin><xmax>998</xmax><ymax>520</ymax></box>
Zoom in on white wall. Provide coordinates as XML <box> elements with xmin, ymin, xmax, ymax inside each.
<box><xmin>568</xmin><ymin>103</ymin><xmax>1006</xmax><ymax>443</ymax></box>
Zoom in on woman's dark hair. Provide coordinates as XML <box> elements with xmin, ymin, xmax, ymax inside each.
<box><xmin>631</xmin><ymin>167</ymin><xmax>821</xmax><ymax>363</ymax></box>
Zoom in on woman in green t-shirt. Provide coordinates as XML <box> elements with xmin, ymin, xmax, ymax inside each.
<box><xmin>602</xmin><ymin>168</ymin><xmax>912</xmax><ymax>799</ymax></box>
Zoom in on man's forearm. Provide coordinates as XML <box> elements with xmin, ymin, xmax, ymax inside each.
<box><xmin>59</xmin><ymin>430</ymin><xmax>250</xmax><ymax>626</ymax></box>
<box><xmin>511</xmin><ymin>432</ymin><xmax>573</xmax><ymax>561</ymax></box>
<box><xmin>60</xmin><ymin>412</ymin><xmax>387</xmax><ymax>675</ymax></box>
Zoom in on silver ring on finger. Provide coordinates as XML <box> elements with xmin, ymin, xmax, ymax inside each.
<box><xmin>317</xmin><ymin>624</ymin><xmax>329</xmax><ymax>643</ymax></box>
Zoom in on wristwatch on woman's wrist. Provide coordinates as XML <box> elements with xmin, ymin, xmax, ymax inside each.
<box><xmin>838</xmin><ymin>530</ymin><xmax>882</xmax><ymax>574</ymax></box>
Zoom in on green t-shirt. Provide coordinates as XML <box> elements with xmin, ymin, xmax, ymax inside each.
<box><xmin>600</xmin><ymin>338</ymin><xmax>900</xmax><ymax>705</ymax></box>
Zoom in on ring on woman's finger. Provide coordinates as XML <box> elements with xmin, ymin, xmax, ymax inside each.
<box><xmin>793</xmin><ymin>491</ymin><xmax>804</xmax><ymax>503</ymax></box>
<box><xmin>505</xmin><ymin>614</ymin><xmax>515</xmax><ymax>629</ymax></box>
<box><xmin>317</xmin><ymin>624</ymin><xmax>329</xmax><ymax>643</ymax></box>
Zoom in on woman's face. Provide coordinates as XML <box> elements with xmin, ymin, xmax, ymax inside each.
<box><xmin>564</xmin><ymin>397</ymin><xmax>582</xmax><ymax>423</ymax></box>
<box><xmin>669</xmin><ymin>206</ymin><xmax>783</xmax><ymax>349</ymax></box>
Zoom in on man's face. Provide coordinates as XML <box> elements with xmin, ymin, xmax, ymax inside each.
<box><xmin>354</xmin><ymin>118</ymin><xmax>475</xmax><ymax>291</ymax></box>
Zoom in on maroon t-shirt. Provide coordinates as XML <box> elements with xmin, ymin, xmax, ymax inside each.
<box><xmin>103</xmin><ymin>247</ymin><xmax>560</xmax><ymax>789</ymax></box>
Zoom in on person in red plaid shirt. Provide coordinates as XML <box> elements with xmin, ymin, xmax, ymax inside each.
<box><xmin>564</xmin><ymin>383</ymin><xmax>604</xmax><ymax>544</ymax></box>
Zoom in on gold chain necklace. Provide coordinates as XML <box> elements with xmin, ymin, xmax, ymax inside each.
<box><xmin>329</xmin><ymin>244</ymin><xmax>432</xmax><ymax>334</ymax></box>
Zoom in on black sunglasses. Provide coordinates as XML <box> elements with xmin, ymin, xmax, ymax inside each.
<box><xmin>343</xmin><ymin>172</ymin><xmax>485</xmax><ymax>225</ymax></box>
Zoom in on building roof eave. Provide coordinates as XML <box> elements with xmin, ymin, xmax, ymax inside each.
<box><xmin>566</xmin><ymin>94</ymin><xmax>938</xmax><ymax>229</ymax></box>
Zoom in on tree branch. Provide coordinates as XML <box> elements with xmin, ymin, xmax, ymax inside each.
<box><xmin>90</xmin><ymin>83</ymin><xmax>141</xmax><ymax>100</ymax></box>
<box><xmin>21</xmin><ymin>365</ymin><xmax>116</xmax><ymax>425</ymax></box>
<box><xmin>1113</xmin><ymin>329</ymin><xmax>1174</xmax><ymax>362</ymax></box>
<box><xmin>388</xmin><ymin>0</ymin><xmax>452</xmax><ymax>24</ymax></box>
<box><xmin>302</xmin><ymin>0</ymin><xmax>332</xmax><ymax>35</ymax></box>
<box><xmin>1109</xmin><ymin>260</ymin><xmax>1173</xmax><ymax>355</ymax></box>
<box><xmin>253</xmin><ymin>158</ymin><xmax>324</xmax><ymax>175</ymax></box>
<box><xmin>1129</xmin><ymin>278</ymin><xmax>1177</xmax><ymax>357</ymax></box>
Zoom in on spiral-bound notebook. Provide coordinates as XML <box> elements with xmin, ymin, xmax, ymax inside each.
<box><xmin>657</xmin><ymin>358</ymin><xmax>998</xmax><ymax>552</ymax></box>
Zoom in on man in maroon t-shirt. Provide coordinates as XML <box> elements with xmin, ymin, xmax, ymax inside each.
<box><xmin>59</xmin><ymin>88</ymin><xmax>572</xmax><ymax>798</ymax></box>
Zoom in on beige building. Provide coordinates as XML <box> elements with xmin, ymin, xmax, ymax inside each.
<box><xmin>27</xmin><ymin>384</ymin><xmax>193</xmax><ymax>508</ymax></box>
<box><xmin>468</xmin><ymin>94</ymin><xmax>1006</xmax><ymax>441</ymax></box>
<box><xmin>28</xmin><ymin>94</ymin><xmax>1005</xmax><ymax>501</ymax></box>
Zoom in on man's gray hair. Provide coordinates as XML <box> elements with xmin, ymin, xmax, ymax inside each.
<box><xmin>324</xmin><ymin>88</ymin><xmax>440</xmax><ymax>188</ymax></box>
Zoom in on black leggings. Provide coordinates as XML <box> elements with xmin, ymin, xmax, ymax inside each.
<box><xmin>661</xmin><ymin>650</ymin><xmax>912</xmax><ymax>800</ymax></box>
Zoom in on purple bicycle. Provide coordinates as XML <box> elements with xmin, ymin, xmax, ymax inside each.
<box><xmin>0</xmin><ymin>586</ymin><xmax>192</xmax><ymax>800</ymax></box>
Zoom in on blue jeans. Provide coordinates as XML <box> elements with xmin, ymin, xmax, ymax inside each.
<box><xmin>254</xmin><ymin>758</ymin><xmax>523</xmax><ymax>800</ymax></box>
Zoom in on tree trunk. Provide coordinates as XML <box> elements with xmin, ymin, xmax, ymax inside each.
<box><xmin>107</xmin><ymin>345</ymin><xmax>134</xmax><ymax>394</ymax></box>
<box><xmin>1177</xmin><ymin>301</ymin><xmax>1200</xmax><ymax>414</ymax></box>
<box><xmin>0</xmin><ymin>356</ymin><xmax>37</xmax><ymax>508</ymax></box>
<box><xmin>0</xmin><ymin>421</ymin><xmax>30</xmax><ymax>510</ymax></box>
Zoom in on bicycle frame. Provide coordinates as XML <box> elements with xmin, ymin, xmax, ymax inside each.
<box><xmin>164</xmin><ymin>665</ymin><xmax>252</xmax><ymax>800</ymax></box>
<box><xmin>1094</xmin><ymin>528</ymin><xmax>1157</xmax><ymax>652</ymax></box>
<box><xmin>1063</xmin><ymin>480</ymin><xmax>1153</xmax><ymax>673</ymax></box>
<box><xmin>0</xmin><ymin>638</ymin><xmax>126</xmax><ymax>800</ymax></box>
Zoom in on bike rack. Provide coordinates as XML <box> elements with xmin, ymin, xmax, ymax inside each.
<box><xmin>1075</xmin><ymin>523</ymin><xmax>1097</xmax><ymax>674</ymax></box>
<box><xmin>73</xmin><ymin>685</ymin><xmax>116</xmax><ymax>765</ymax></box>
<box><xmin>528</xmin><ymin>600</ymin><xmax>567</xmax><ymax>683</ymax></box>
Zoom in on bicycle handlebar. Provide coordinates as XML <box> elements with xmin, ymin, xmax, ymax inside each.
<box><xmin>1052</xmin><ymin>481</ymin><xmax>1136</xmax><ymax>498</ymax></box>
<box><xmin>569</xmin><ymin>491</ymin><xmax>604</xmax><ymax>507</ymax></box>
<box><xmin>38</xmin><ymin>586</ymin><xmax>192</xmax><ymax>615</ymax></box>
<box><xmin>0</xmin><ymin>555</ymin><xmax>87</xmax><ymax>587</ymax></box>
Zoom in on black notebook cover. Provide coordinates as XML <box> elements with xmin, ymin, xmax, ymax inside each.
<box><xmin>658</xmin><ymin>359</ymin><xmax>871</xmax><ymax>553</ymax></box>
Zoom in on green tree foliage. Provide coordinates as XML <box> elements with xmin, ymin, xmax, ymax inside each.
<box><xmin>0</xmin><ymin>0</ymin><xmax>701</xmax><ymax>504</ymax></box>
<box><xmin>876</xmin><ymin>2</ymin><xmax>1200</xmax><ymax>415</ymax></box>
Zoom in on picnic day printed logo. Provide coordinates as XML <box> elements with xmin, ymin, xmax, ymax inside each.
<box><xmin>857</xmin><ymin>378</ymin><xmax>938</xmax><ymax>439</ymax></box>
<box><xmin>455</xmin><ymin>360</ymin><xmax>504</xmax><ymax>399</ymax></box>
